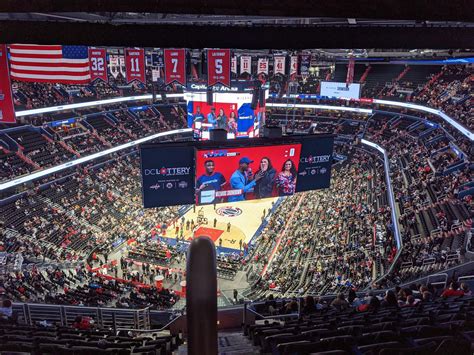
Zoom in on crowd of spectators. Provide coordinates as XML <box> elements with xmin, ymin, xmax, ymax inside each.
<box><xmin>12</xmin><ymin>79</ymin><xmax>122</xmax><ymax>110</ymax></box>
<box><xmin>245</xmin><ymin>276</ymin><xmax>474</xmax><ymax>354</ymax></box>
<box><xmin>377</xmin><ymin>65</ymin><xmax>472</xmax><ymax>130</ymax></box>
<box><xmin>247</xmin><ymin>146</ymin><xmax>393</xmax><ymax>299</ymax></box>
<box><xmin>0</xmin><ymin>63</ymin><xmax>471</xmax><ymax>312</ymax></box>
<box><xmin>0</xmin><ymin>103</ymin><xmax>185</xmax><ymax>183</ymax></box>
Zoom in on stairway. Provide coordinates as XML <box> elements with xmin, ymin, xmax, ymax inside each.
<box><xmin>218</xmin><ymin>332</ymin><xmax>260</xmax><ymax>355</ymax></box>
<box><xmin>59</xmin><ymin>139</ymin><xmax>80</xmax><ymax>157</ymax></box>
<box><xmin>16</xmin><ymin>149</ymin><xmax>40</xmax><ymax>169</ymax></box>
<box><xmin>176</xmin><ymin>331</ymin><xmax>260</xmax><ymax>354</ymax></box>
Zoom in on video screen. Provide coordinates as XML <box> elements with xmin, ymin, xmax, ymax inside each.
<box><xmin>195</xmin><ymin>144</ymin><xmax>301</xmax><ymax>205</ymax></box>
<box><xmin>295</xmin><ymin>135</ymin><xmax>334</xmax><ymax>192</ymax></box>
<box><xmin>185</xmin><ymin>91</ymin><xmax>265</xmax><ymax>140</ymax></box>
<box><xmin>141</xmin><ymin>145</ymin><xmax>196</xmax><ymax>208</ymax></box>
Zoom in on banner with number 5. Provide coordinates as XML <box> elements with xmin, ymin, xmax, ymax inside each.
<box><xmin>88</xmin><ymin>48</ymin><xmax>108</xmax><ymax>82</ymax></box>
<box><xmin>164</xmin><ymin>48</ymin><xmax>186</xmax><ymax>86</ymax></box>
<box><xmin>125</xmin><ymin>48</ymin><xmax>145</xmax><ymax>84</ymax></box>
<box><xmin>207</xmin><ymin>49</ymin><xmax>231</xmax><ymax>87</ymax></box>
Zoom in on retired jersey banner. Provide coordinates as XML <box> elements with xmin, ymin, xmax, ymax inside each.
<box><xmin>88</xmin><ymin>48</ymin><xmax>107</xmax><ymax>82</ymax></box>
<box><xmin>274</xmin><ymin>56</ymin><xmax>286</xmax><ymax>75</ymax></box>
<box><xmin>0</xmin><ymin>45</ymin><xmax>15</xmax><ymax>123</ymax></box>
<box><xmin>257</xmin><ymin>58</ymin><xmax>269</xmax><ymax>75</ymax></box>
<box><xmin>231</xmin><ymin>56</ymin><xmax>237</xmax><ymax>74</ymax></box>
<box><xmin>240</xmin><ymin>56</ymin><xmax>251</xmax><ymax>74</ymax></box>
<box><xmin>125</xmin><ymin>48</ymin><xmax>145</xmax><ymax>84</ymax></box>
<box><xmin>207</xmin><ymin>49</ymin><xmax>231</xmax><ymax>87</ymax></box>
<box><xmin>152</xmin><ymin>69</ymin><xmax>160</xmax><ymax>82</ymax></box>
<box><xmin>164</xmin><ymin>48</ymin><xmax>186</xmax><ymax>86</ymax></box>
<box><xmin>109</xmin><ymin>55</ymin><xmax>119</xmax><ymax>78</ymax></box>
<box><xmin>119</xmin><ymin>56</ymin><xmax>126</xmax><ymax>77</ymax></box>
<box><xmin>290</xmin><ymin>56</ymin><xmax>298</xmax><ymax>75</ymax></box>
<box><xmin>298</xmin><ymin>54</ymin><xmax>311</xmax><ymax>76</ymax></box>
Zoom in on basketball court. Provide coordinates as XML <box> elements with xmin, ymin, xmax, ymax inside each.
<box><xmin>165</xmin><ymin>197</ymin><xmax>277</xmax><ymax>251</ymax></box>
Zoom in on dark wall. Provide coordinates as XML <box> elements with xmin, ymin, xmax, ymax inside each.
<box><xmin>1</xmin><ymin>21</ymin><xmax>473</xmax><ymax>49</ymax></box>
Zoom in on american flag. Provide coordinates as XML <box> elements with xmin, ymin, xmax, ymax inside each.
<box><xmin>9</xmin><ymin>44</ymin><xmax>91</xmax><ymax>84</ymax></box>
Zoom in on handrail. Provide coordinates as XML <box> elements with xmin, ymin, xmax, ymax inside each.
<box><xmin>398</xmin><ymin>261</ymin><xmax>474</xmax><ymax>288</ymax></box>
<box><xmin>12</xmin><ymin>302</ymin><xmax>155</xmax><ymax>330</ymax></box>
<box><xmin>246</xmin><ymin>305</ymin><xmax>298</xmax><ymax>320</ymax></box>
<box><xmin>120</xmin><ymin>312</ymin><xmax>184</xmax><ymax>334</ymax></box>
<box><xmin>360</xmin><ymin>139</ymin><xmax>403</xmax><ymax>288</ymax></box>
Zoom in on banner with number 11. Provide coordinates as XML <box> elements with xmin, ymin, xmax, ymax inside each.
<box><xmin>125</xmin><ymin>48</ymin><xmax>145</xmax><ymax>84</ymax></box>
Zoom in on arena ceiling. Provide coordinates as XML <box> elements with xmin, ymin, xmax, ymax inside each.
<box><xmin>0</xmin><ymin>1</ymin><xmax>473</xmax><ymax>48</ymax></box>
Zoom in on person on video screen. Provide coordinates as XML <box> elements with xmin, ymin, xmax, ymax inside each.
<box><xmin>207</xmin><ymin>107</ymin><xmax>217</xmax><ymax>128</ymax></box>
<box><xmin>196</xmin><ymin>160</ymin><xmax>226</xmax><ymax>203</ymax></box>
<box><xmin>217</xmin><ymin>108</ymin><xmax>228</xmax><ymax>130</ymax></box>
<box><xmin>276</xmin><ymin>159</ymin><xmax>297</xmax><ymax>196</ymax></box>
<box><xmin>254</xmin><ymin>157</ymin><xmax>276</xmax><ymax>199</ymax></box>
<box><xmin>193</xmin><ymin>106</ymin><xmax>204</xmax><ymax>124</ymax></box>
<box><xmin>228</xmin><ymin>157</ymin><xmax>264</xmax><ymax>202</ymax></box>
<box><xmin>228</xmin><ymin>111</ymin><xmax>238</xmax><ymax>134</ymax></box>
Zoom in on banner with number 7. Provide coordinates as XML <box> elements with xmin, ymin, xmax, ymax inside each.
<box><xmin>164</xmin><ymin>48</ymin><xmax>186</xmax><ymax>86</ymax></box>
<box><xmin>207</xmin><ymin>49</ymin><xmax>231</xmax><ymax>87</ymax></box>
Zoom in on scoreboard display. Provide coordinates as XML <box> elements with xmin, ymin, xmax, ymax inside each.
<box><xmin>140</xmin><ymin>135</ymin><xmax>334</xmax><ymax>208</ymax></box>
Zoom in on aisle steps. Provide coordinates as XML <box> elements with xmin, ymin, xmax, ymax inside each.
<box><xmin>176</xmin><ymin>331</ymin><xmax>260</xmax><ymax>354</ymax></box>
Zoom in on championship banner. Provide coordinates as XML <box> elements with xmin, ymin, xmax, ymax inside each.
<box><xmin>207</xmin><ymin>49</ymin><xmax>231</xmax><ymax>87</ymax></box>
<box><xmin>88</xmin><ymin>48</ymin><xmax>108</xmax><ymax>82</ymax></box>
<box><xmin>231</xmin><ymin>56</ymin><xmax>237</xmax><ymax>74</ymax></box>
<box><xmin>0</xmin><ymin>44</ymin><xmax>16</xmax><ymax>123</ymax></box>
<box><xmin>125</xmin><ymin>48</ymin><xmax>145</xmax><ymax>84</ymax></box>
<box><xmin>240</xmin><ymin>56</ymin><xmax>251</xmax><ymax>74</ymax></box>
<box><xmin>298</xmin><ymin>54</ymin><xmax>311</xmax><ymax>76</ymax></box>
<box><xmin>290</xmin><ymin>56</ymin><xmax>298</xmax><ymax>75</ymax></box>
<box><xmin>119</xmin><ymin>56</ymin><xmax>126</xmax><ymax>78</ymax></box>
<box><xmin>152</xmin><ymin>69</ymin><xmax>160</xmax><ymax>82</ymax></box>
<box><xmin>164</xmin><ymin>48</ymin><xmax>186</xmax><ymax>86</ymax></box>
<box><xmin>274</xmin><ymin>56</ymin><xmax>286</xmax><ymax>75</ymax></box>
<box><xmin>109</xmin><ymin>55</ymin><xmax>119</xmax><ymax>78</ymax></box>
<box><xmin>151</xmin><ymin>52</ymin><xmax>163</xmax><ymax>67</ymax></box>
<box><xmin>257</xmin><ymin>58</ymin><xmax>269</xmax><ymax>75</ymax></box>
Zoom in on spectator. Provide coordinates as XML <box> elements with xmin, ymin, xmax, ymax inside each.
<box><xmin>381</xmin><ymin>290</ymin><xmax>399</xmax><ymax>308</ymax></box>
<box><xmin>330</xmin><ymin>293</ymin><xmax>349</xmax><ymax>310</ymax></box>
<box><xmin>302</xmin><ymin>296</ymin><xmax>318</xmax><ymax>315</ymax></box>
<box><xmin>0</xmin><ymin>299</ymin><xmax>13</xmax><ymax>322</ymax></box>
<box><xmin>460</xmin><ymin>283</ymin><xmax>471</xmax><ymax>296</ymax></box>
<box><xmin>441</xmin><ymin>282</ymin><xmax>465</xmax><ymax>298</ymax></box>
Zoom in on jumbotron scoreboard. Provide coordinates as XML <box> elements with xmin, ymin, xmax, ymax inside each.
<box><xmin>140</xmin><ymin>134</ymin><xmax>334</xmax><ymax>208</ymax></box>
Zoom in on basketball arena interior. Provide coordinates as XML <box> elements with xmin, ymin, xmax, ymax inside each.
<box><xmin>0</xmin><ymin>3</ymin><xmax>473</xmax><ymax>354</ymax></box>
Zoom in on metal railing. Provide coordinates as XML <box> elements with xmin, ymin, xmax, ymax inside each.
<box><xmin>360</xmin><ymin>139</ymin><xmax>403</xmax><ymax>289</ymax></box>
<box><xmin>12</xmin><ymin>302</ymin><xmax>152</xmax><ymax>330</ymax></box>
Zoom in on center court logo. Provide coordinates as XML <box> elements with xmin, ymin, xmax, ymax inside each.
<box><xmin>216</xmin><ymin>206</ymin><xmax>243</xmax><ymax>217</ymax></box>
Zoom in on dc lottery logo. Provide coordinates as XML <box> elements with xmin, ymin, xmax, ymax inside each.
<box><xmin>216</xmin><ymin>206</ymin><xmax>243</xmax><ymax>217</ymax></box>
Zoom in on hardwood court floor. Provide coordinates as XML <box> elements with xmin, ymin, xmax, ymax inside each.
<box><xmin>166</xmin><ymin>198</ymin><xmax>277</xmax><ymax>251</ymax></box>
